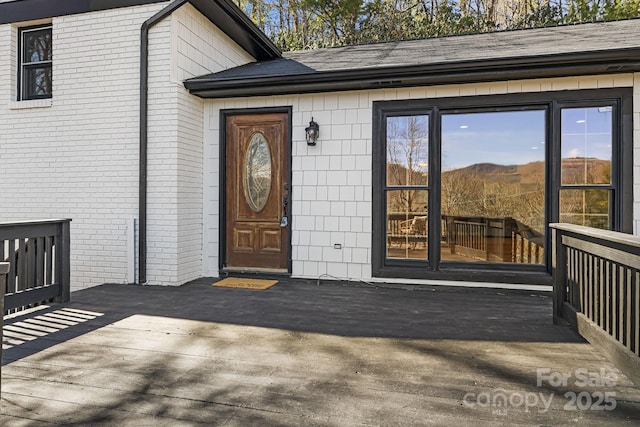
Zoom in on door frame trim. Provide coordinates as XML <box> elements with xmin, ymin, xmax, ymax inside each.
<box><xmin>219</xmin><ymin>106</ymin><xmax>293</xmax><ymax>274</ymax></box>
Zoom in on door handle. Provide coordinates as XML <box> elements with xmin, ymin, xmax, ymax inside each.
<box><xmin>280</xmin><ymin>193</ymin><xmax>289</xmax><ymax>228</ymax></box>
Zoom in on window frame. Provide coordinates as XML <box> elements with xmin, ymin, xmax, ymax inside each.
<box><xmin>382</xmin><ymin>111</ymin><xmax>433</xmax><ymax>269</ymax></box>
<box><xmin>555</xmin><ymin>101</ymin><xmax>619</xmax><ymax>230</ymax></box>
<box><xmin>372</xmin><ymin>88</ymin><xmax>633</xmax><ymax>284</ymax></box>
<box><xmin>17</xmin><ymin>23</ymin><xmax>53</xmax><ymax>101</ymax></box>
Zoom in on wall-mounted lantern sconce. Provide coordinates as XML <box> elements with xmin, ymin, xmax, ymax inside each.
<box><xmin>305</xmin><ymin>117</ymin><xmax>319</xmax><ymax>146</ymax></box>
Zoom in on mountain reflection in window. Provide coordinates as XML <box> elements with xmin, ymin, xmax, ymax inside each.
<box><xmin>244</xmin><ymin>133</ymin><xmax>272</xmax><ymax>212</ymax></box>
<box><xmin>441</xmin><ymin>110</ymin><xmax>546</xmax><ymax>264</ymax></box>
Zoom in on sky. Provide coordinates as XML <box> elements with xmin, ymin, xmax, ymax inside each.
<box><xmin>441</xmin><ymin>110</ymin><xmax>546</xmax><ymax>170</ymax></box>
<box><xmin>441</xmin><ymin>107</ymin><xmax>612</xmax><ymax>170</ymax></box>
<box><xmin>387</xmin><ymin>107</ymin><xmax>613</xmax><ymax>171</ymax></box>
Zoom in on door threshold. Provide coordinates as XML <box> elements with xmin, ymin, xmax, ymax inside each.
<box><xmin>222</xmin><ymin>267</ymin><xmax>289</xmax><ymax>275</ymax></box>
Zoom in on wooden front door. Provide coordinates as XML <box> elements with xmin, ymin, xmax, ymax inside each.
<box><xmin>225</xmin><ymin>112</ymin><xmax>290</xmax><ymax>271</ymax></box>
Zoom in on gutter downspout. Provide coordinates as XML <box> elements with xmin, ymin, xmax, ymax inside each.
<box><xmin>139</xmin><ymin>0</ymin><xmax>188</xmax><ymax>284</ymax></box>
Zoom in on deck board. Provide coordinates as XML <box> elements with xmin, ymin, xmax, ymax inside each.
<box><xmin>2</xmin><ymin>279</ymin><xmax>640</xmax><ymax>425</ymax></box>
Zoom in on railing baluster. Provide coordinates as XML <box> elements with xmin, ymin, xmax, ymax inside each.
<box><xmin>54</xmin><ymin>233</ymin><xmax>61</xmax><ymax>285</ymax></box>
<box><xmin>626</xmin><ymin>268</ymin><xmax>632</xmax><ymax>351</ymax></box>
<box><xmin>612</xmin><ymin>263</ymin><xmax>618</xmax><ymax>340</ymax></box>
<box><xmin>631</xmin><ymin>271</ymin><xmax>640</xmax><ymax>357</ymax></box>
<box><xmin>588</xmin><ymin>253</ymin><xmax>593</xmax><ymax>319</ymax></box>
<box><xmin>8</xmin><ymin>240</ymin><xmax>16</xmax><ymax>295</ymax></box>
<box><xmin>46</xmin><ymin>236</ymin><xmax>53</xmax><ymax>286</ymax></box>
<box><xmin>580</xmin><ymin>250</ymin><xmax>586</xmax><ymax>313</ymax></box>
<box><xmin>36</xmin><ymin>237</ymin><xmax>44</xmax><ymax>287</ymax></box>
<box><xmin>598</xmin><ymin>256</ymin><xmax>604</xmax><ymax>328</ymax></box>
<box><xmin>18</xmin><ymin>238</ymin><xmax>26</xmax><ymax>292</ymax></box>
<box><xmin>574</xmin><ymin>248</ymin><xmax>580</xmax><ymax>307</ymax></box>
<box><xmin>567</xmin><ymin>248</ymin><xmax>574</xmax><ymax>306</ymax></box>
<box><xmin>606</xmin><ymin>259</ymin><xmax>611</xmax><ymax>335</ymax></box>
<box><xmin>591</xmin><ymin>254</ymin><xmax>596</xmax><ymax>323</ymax></box>
<box><xmin>573</xmin><ymin>248</ymin><xmax>579</xmax><ymax>309</ymax></box>
<box><xmin>28</xmin><ymin>238</ymin><xmax>36</xmax><ymax>290</ymax></box>
<box><xmin>619</xmin><ymin>264</ymin><xmax>625</xmax><ymax>343</ymax></box>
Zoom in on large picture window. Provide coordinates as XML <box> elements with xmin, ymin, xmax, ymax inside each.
<box><xmin>18</xmin><ymin>24</ymin><xmax>52</xmax><ymax>100</ymax></box>
<box><xmin>441</xmin><ymin>110</ymin><xmax>546</xmax><ymax>265</ymax></box>
<box><xmin>372</xmin><ymin>89</ymin><xmax>632</xmax><ymax>284</ymax></box>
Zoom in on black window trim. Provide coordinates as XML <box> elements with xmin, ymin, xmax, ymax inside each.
<box><xmin>382</xmin><ymin>110</ymin><xmax>434</xmax><ymax>268</ymax></box>
<box><xmin>17</xmin><ymin>23</ymin><xmax>53</xmax><ymax>101</ymax></box>
<box><xmin>554</xmin><ymin>99</ymin><xmax>622</xmax><ymax>230</ymax></box>
<box><xmin>372</xmin><ymin>88</ymin><xmax>633</xmax><ymax>285</ymax></box>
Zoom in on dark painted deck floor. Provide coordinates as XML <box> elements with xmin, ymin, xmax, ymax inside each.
<box><xmin>2</xmin><ymin>279</ymin><xmax>640</xmax><ymax>425</ymax></box>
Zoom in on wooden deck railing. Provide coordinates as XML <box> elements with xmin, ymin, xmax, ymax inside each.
<box><xmin>1</xmin><ymin>219</ymin><xmax>71</xmax><ymax>313</ymax></box>
<box><xmin>512</xmin><ymin>232</ymin><xmax>545</xmax><ymax>264</ymax></box>
<box><xmin>387</xmin><ymin>214</ymin><xmax>544</xmax><ymax>263</ymax></box>
<box><xmin>551</xmin><ymin>223</ymin><xmax>640</xmax><ymax>386</ymax></box>
<box><xmin>451</xmin><ymin>220</ymin><xmax>487</xmax><ymax>259</ymax></box>
<box><xmin>443</xmin><ymin>215</ymin><xmax>544</xmax><ymax>263</ymax></box>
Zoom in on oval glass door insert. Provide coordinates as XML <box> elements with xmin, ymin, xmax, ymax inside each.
<box><xmin>244</xmin><ymin>132</ymin><xmax>272</xmax><ymax>212</ymax></box>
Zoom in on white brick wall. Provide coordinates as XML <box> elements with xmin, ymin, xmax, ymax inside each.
<box><xmin>0</xmin><ymin>2</ymin><xmax>254</xmax><ymax>289</ymax></box>
<box><xmin>146</xmin><ymin>3</ymin><xmax>254</xmax><ymax>285</ymax></box>
<box><xmin>203</xmin><ymin>74</ymin><xmax>639</xmax><ymax>282</ymax></box>
<box><xmin>0</xmin><ymin>3</ymin><xmax>169</xmax><ymax>291</ymax></box>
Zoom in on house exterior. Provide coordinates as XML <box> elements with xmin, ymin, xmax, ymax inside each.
<box><xmin>1</xmin><ymin>0</ymin><xmax>639</xmax><ymax>291</ymax></box>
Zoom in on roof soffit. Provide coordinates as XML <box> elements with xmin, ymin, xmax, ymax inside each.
<box><xmin>0</xmin><ymin>0</ymin><xmax>168</xmax><ymax>24</ymax></box>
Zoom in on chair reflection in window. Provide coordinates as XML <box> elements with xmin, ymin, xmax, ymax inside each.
<box><xmin>387</xmin><ymin>212</ymin><xmax>427</xmax><ymax>256</ymax></box>
<box><xmin>399</xmin><ymin>215</ymin><xmax>427</xmax><ymax>249</ymax></box>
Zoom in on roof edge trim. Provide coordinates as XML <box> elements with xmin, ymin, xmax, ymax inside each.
<box><xmin>185</xmin><ymin>49</ymin><xmax>640</xmax><ymax>98</ymax></box>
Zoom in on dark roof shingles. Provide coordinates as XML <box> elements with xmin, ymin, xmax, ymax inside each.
<box><xmin>192</xmin><ymin>19</ymin><xmax>640</xmax><ymax>83</ymax></box>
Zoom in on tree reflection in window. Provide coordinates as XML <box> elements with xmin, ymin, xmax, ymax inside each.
<box><xmin>386</xmin><ymin>115</ymin><xmax>429</xmax><ymax>210</ymax></box>
<box><xmin>385</xmin><ymin>115</ymin><xmax>429</xmax><ymax>259</ymax></box>
<box><xmin>244</xmin><ymin>133</ymin><xmax>272</xmax><ymax>212</ymax></box>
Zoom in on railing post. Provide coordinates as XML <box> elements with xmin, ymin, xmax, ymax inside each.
<box><xmin>1</xmin><ymin>262</ymin><xmax>9</xmax><ymax>396</ymax></box>
<box><xmin>57</xmin><ymin>220</ymin><xmax>71</xmax><ymax>303</ymax></box>
<box><xmin>551</xmin><ymin>226</ymin><xmax>567</xmax><ymax>324</ymax></box>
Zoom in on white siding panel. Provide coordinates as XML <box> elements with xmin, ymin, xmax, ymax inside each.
<box><xmin>203</xmin><ymin>74</ymin><xmax>639</xmax><ymax>282</ymax></box>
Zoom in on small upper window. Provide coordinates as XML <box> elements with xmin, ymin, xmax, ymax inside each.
<box><xmin>18</xmin><ymin>25</ymin><xmax>52</xmax><ymax>100</ymax></box>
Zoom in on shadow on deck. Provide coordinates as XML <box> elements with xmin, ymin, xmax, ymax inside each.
<box><xmin>2</xmin><ymin>279</ymin><xmax>640</xmax><ymax>425</ymax></box>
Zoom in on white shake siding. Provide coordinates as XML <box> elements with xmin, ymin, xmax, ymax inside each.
<box><xmin>203</xmin><ymin>74</ymin><xmax>639</xmax><ymax>282</ymax></box>
<box><xmin>0</xmin><ymin>3</ymin><xmax>169</xmax><ymax>291</ymax></box>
